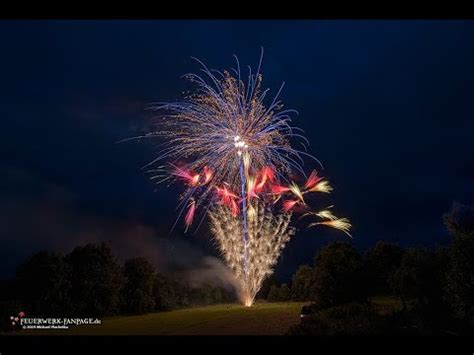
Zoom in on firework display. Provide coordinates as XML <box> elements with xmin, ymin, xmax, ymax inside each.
<box><xmin>209</xmin><ymin>201</ymin><xmax>294</xmax><ymax>306</ymax></box>
<box><xmin>139</xmin><ymin>50</ymin><xmax>352</xmax><ymax>306</ymax></box>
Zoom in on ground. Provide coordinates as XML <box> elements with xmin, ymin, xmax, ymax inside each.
<box><xmin>15</xmin><ymin>302</ymin><xmax>305</xmax><ymax>336</ymax></box>
<box><xmin>6</xmin><ymin>298</ymin><xmax>402</xmax><ymax>336</ymax></box>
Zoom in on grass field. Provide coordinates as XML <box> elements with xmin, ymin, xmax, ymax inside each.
<box><xmin>15</xmin><ymin>302</ymin><xmax>305</xmax><ymax>336</ymax></box>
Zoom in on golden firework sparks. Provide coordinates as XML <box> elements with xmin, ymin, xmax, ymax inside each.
<box><xmin>309</xmin><ymin>218</ymin><xmax>353</xmax><ymax>238</ymax></box>
<box><xmin>305</xmin><ymin>180</ymin><xmax>333</xmax><ymax>194</ymax></box>
<box><xmin>209</xmin><ymin>201</ymin><xmax>294</xmax><ymax>305</ymax></box>
<box><xmin>289</xmin><ymin>182</ymin><xmax>305</xmax><ymax>203</ymax></box>
<box><xmin>314</xmin><ymin>205</ymin><xmax>337</xmax><ymax>220</ymax></box>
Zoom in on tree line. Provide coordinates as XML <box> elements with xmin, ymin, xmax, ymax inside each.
<box><xmin>0</xmin><ymin>243</ymin><xmax>235</xmax><ymax>331</ymax></box>
<box><xmin>261</xmin><ymin>203</ymin><xmax>474</xmax><ymax>335</ymax></box>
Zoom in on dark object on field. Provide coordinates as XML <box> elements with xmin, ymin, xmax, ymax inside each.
<box><xmin>289</xmin><ymin>303</ymin><xmax>388</xmax><ymax>335</ymax></box>
<box><xmin>300</xmin><ymin>304</ymin><xmax>314</xmax><ymax>322</ymax></box>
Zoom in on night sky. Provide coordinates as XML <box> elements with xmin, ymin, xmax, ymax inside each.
<box><xmin>1</xmin><ymin>20</ymin><xmax>474</xmax><ymax>281</ymax></box>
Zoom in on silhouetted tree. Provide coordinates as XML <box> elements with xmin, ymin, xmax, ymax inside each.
<box><xmin>291</xmin><ymin>265</ymin><xmax>313</xmax><ymax>301</ymax></box>
<box><xmin>390</xmin><ymin>247</ymin><xmax>450</xmax><ymax>332</ymax></box>
<box><xmin>443</xmin><ymin>202</ymin><xmax>474</xmax><ymax>327</ymax></box>
<box><xmin>257</xmin><ymin>274</ymin><xmax>279</xmax><ymax>299</ymax></box>
<box><xmin>279</xmin><ymin>283</ymin><xmax>291</xmax><ymax>301</ymax></box>
<box><xmin>172</xmin><ymin>279</ymin><xmax>191</xmax><ymax>308</ymax></box>
<box><xmin>66</xmin><ymin>242</ymin><xmax>122</xmax><ymax>316</ymax></box>
<box><xmin>267</xmin><ymin>285</ymin><xmax>280</xmax><ymax>302</ymax></box>
<box><xmin>187</xmin><ymin>283</ymin><xmax>235</xmax><ymax>306</ymax></box>
<box><xmin>209</xmin><ymin>286</ymin><xmax>235</xmax><ymax>304</ymax></box>
<box><xmin>191</xmin><ymin>284</ymin><xmax>215</xmax><ymax>305</ymax></box>
<box><xmin>364</xmin><ymin>241</ymin><xmax>404</xmax><ymax>295</ymax></box>
<box><xmin>121</xmin><ymin>257</ymin><xmax>156</xmax><ymax>314</ymax></box>
<box><xmin>15</xmin><ymin>251</ymin><xmax>71</xmax><ymax>316</ymax></box>
<box><xmin>152</xmin><ymin>273</ymin><xmax>176</xmax><ymax>310</ymax></box>
<box><xmin>267</xmin><ymin>283</ymin><xmax>291</xmax><ymax>302</ymax></box>
<box><xmin>310</xmin><ymin>241</ymin><xmax>367</xmax><ymax>308</ymax></box>
<box><xmin>153</xmin><ymin>273</ymin><xmax>235</xmax><ymax>310</ymax></box>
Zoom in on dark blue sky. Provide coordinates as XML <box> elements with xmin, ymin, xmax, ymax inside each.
<box><xmin>1</xmin><ymin>20</ymin><xmax>474</xmax><ymax>280</ymax></box>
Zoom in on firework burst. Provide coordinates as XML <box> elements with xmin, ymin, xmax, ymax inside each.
<box><xmin>131</xmin><ymin>50</ymin><xmax>352</xmax><ymax>306</ymax></box>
